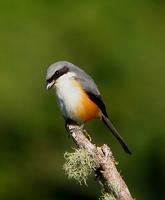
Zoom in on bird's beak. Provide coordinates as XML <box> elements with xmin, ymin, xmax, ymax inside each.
<box><xmin>46</xmin><ymin>80</ymin><xmax>55</xmax><ymax>90</ymax></box>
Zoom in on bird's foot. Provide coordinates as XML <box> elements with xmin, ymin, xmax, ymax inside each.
<box><xmin>83</xmin><ymin>129</ymin><xmax>92</xmax><ymax>142</ymax></box>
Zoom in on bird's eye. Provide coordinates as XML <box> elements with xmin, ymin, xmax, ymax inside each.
<box><xmin>55</xmin><ymin>70</ymin><xmax>60</xmax><ymax>76</ymax></box>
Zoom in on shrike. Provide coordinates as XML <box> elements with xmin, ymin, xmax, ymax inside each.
<box><xmin>46</xmin><ymin>61</ymin><xmax>131</xmax><ymax>154</ymax></box>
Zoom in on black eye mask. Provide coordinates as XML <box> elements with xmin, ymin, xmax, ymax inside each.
<box><xmin>47</xmin><ymin>66</ymin><xmax>69</xmax><ymax>83</ymax></box>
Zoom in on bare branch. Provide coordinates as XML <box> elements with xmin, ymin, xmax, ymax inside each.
<box><xmin>66</xmin><ymin>124</ymin><xmax>134</xmax><ymax>200</ymax></box>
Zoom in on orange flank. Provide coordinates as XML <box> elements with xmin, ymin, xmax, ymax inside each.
<box><xmin>72</xmin><ymin>80</ymin><xmax>101</xmax><ymax>122</ymax></box>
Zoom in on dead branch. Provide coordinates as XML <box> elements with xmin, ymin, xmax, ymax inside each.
<box><xmin>66</xmin><ymin>124</ymin><xmax>134</xmax><ymax>200</ymax></box>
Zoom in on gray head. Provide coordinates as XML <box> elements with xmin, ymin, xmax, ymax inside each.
<box><xmin>46</xmin><ymin>61</ymin><xmax>93</xmax><ymax>90</ymax></box>
<box><xmin>46</xmin><ymin>60</ymin><xmax>100</xmax><ymax>98</ymax></box>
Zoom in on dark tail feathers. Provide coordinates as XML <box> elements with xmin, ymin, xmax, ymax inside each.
<box><xmin>102</xmin><ymin>115</ymin><xmax>131</xmax><ymax>155</ymax></box>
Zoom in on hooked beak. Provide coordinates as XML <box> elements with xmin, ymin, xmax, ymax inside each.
<box><xmin>46</xmin><ymin>80</ymin><xmax>55</xmax><ymax>90</ymax></box>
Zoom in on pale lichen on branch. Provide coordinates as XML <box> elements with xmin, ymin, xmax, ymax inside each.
<box><xmin>63</xmin><ymin>148</ymin><xmax>96</xmax><ymax>185</ymax></box>
<box><xmin>63</xmin><ymin>124</ymin><xmax>134</xmax><ymax>200</ymax></box>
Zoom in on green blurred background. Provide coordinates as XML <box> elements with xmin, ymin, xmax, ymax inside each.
<box><xmin>0</xmin><ymin>0</ymin><xmax>165</xmax><ymax>199</ymax></box>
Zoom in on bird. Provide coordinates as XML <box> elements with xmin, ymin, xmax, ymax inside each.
<box><xmin>46</xmin><ymin>61</ymin><xmax>131</xmax><ymax>154</ymax></box>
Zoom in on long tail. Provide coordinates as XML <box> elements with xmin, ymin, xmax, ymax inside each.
<box><xmin>102</xmin><ymin>115</ymin><xmax>131</xmax><ymax>154</ymax></box>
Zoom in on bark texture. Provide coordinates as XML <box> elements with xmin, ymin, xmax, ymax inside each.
<box><xmin>66</xmin><ymin>124</ymin><xmax>134</xmax><ymax>200</ymax></box>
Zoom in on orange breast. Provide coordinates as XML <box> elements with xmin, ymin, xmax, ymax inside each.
<box><xmin>72</xmin><ymin>80</ymin><xmax>101</xmax><ymax>122</ymax></box>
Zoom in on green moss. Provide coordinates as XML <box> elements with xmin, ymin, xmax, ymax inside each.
<box><xmin>63</xmin><ymin>148</ymin><xmax>96</xmax><ymax>185</ymax></box>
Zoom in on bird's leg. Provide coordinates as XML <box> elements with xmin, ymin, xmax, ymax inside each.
<box><xmin>65</xmin><ymin>119</ymin><xmax>91</xmax><ymax>141</ymax></box>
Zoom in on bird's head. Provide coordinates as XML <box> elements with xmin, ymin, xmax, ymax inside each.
<box><xmin>46</xmin><ymin>60</ymin><xmax>94</xmax><ymax>91</ymax></box>
<box><xmin>46</xmin><ymin>61</ymin><xmax>77</xmax><ymax>90</ymax></box>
